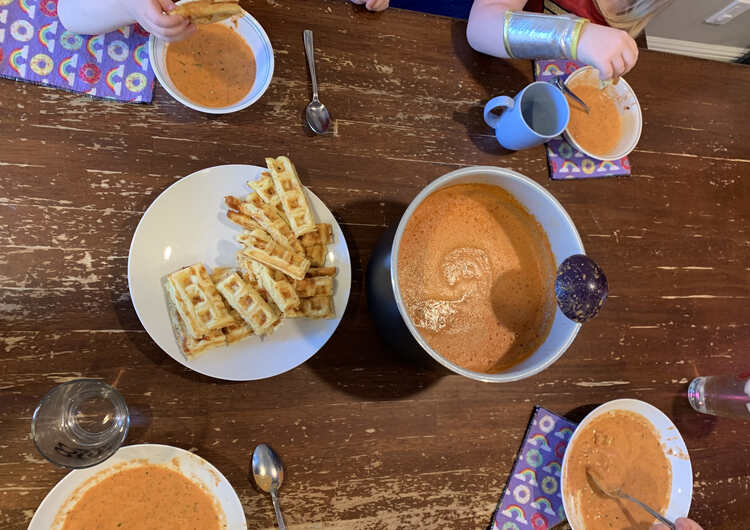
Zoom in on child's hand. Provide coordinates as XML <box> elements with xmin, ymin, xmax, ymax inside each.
<box><xmin>577</xmin><ymin>23</ymin><xmax>638</xmax><ymax>80</ymax></box>
<box><xmin>120</xmin><ymin>0</ymin><xmax>195</xmax><ymax>41</ymax></box>
<box><xmin>349</xmin><ymin>0</ymin><xmax>390</xmax><ymax>12</ymax></box>
<box><xmin>652</xmin><ymin>518</ymin><xmax>704</xmax><ymax>530</ymax></box>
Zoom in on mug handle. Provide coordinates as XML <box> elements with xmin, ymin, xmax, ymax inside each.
<box><xmin>483</xmin><ymin>96</ymin><xmax>514</xmax><ymax>128</ymax></box>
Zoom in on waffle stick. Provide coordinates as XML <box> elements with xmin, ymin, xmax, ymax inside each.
<box><xmin>171</xmin><ymin>0</ymin><xmax>241</xmax><ymax>25</ymax></box>
<box><xmin>228</xmin><ymin>194</ymin><xmax>282</xmax><ymax>224</ymax></box>
<box><xmin>294</xmin><ymin>276</ymin><xmax>334</xmax><ymax>298</ymax></box>
<box><xmin>210</xmin><ymin>268</ymin><xmax>253</xmax><ymax>343</ymax></box>
<box><xmin>247</xmin><ymin>259</ymin><xmax>300</xmax><ymax>313</ymax></box>
<box><xmin>164</xmin><ymin>285</ymin><xmax>226</xmax><ymax>359</ymax></box>
<box><xmin>265</xmin><ymin>156</ymin><xmax>316</xmax><ymax>237</ymax></box>
<box><xmin>215</xmin><ymin>271</ymin><xmax>281</xmax><ymax>336</ymax></box>
<box><xmin>303</xmin><ymin>244</ymin><xmax>327</xmax><ymax>267</ymax></box>
<box><xmin>240</xmin><ymin>198</ymin><xmax>304</xmax><ymax>254</ymax></box>
<box><xmin>307</xmin><ymin>267</ymin><xmax>337</xmax><ymax>277</ymax></box>
<box><xmin>245</xmin><ymin>192</ymin><xmax>264</xmax><ymax>208</ymax></box>
<box><xmin>238</xmin><ymin>228</ymin><xmax>310</xmax><ymax>280</ymax></box>
<box><xmin>226</xmin><ymin>209</ymin><xmax>262</xmax><ymax>232</ymax></box>
<box><xmin>248</xmin><ymin>172</ymin><xmax>285</xmax><ymax>214</ymax></box>
<box><xmin>210</xmin><ymin>267</ymin><xmax>234</xmax><ymax>282</ymax></box>
<box><xmin>236</xmin><ymin>254</ymin><xmax>263</xmax><ymax>292</ymax></box>
<box><xmin>299</xmin><ymin>224</ymin><xmax>332</xmax><ymax>247</ymax></box>
<box><xmin>225</xmin><ymin>195</ymin><xmax>244</xmax><ymax>212</ymax></box>
<box><xmin>223</xmin><ymin>318</ymin><xmax>253</xmax><ymax>344</ymax></box>
<box><xmin>285</xmin><ymin>296</ymin><xmax>335</xmax><ymax>319</ymax></box>
<box><xmin>165</xmin><ymin>263</ymin><xmax>235</xmax><ymax>338</ymax></box>
<box><xmin>245</xmin><ymin>190</ymin><xmax>289</xmax><ymax>223</ymax></box>
<box><xmin>237</xmin><ymin>253</ymin><xmax>282</xmax><ymax>315</ymax></box>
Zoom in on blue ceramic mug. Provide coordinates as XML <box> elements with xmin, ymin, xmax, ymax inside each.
<box><xmin>484</xmin><ymin>82</ymin><xmax>570</xmax><ymax>151</ymax></box>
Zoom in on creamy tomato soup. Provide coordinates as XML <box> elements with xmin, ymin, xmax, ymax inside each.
<box><xmin>565</xmin><ymin>410</ymin><xmax>672</xmax><ymax>529</ymax></box>
<box><xmin>397</xmin><ymin>183</ymin><xmax>556</xmax><ymax>373</ymax></box>
<box><xmin>565</xmin><ymin>80</ymin><xmax>622</xmax><ymax>156</ymax></box>
<box><xmin>58</xmin><ymin>464</ymin><xmax>224</xmax><ymax>530</ymax></box>
<box><xmin>166</xmin><ymin>23</ymin><xmax>255</xmax><ymax>108</ymax></box>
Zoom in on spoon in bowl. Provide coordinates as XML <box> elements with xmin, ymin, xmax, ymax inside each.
<box><xmin>554</xmin><ymin>76</ymin><xmax>590</xmax><ymax>114</ymax></box>
<box><xmin>587</xmin><ymin>468</ymin><xmax>675</xmax><ymax>529</ymax></box>
<box><xmin>252</xmin><ymin>443</ymin><xmax>287</xmax><ymax>530</ymax></box>
<box><xmin>303</xmin><ymin>29</ymin><xmax>332</xmax><ymax>134</ymax></box>
<box><xmin>555</xmin><ymin>254</ymin><xmax>608</xmax><ymax>323</ymax></box>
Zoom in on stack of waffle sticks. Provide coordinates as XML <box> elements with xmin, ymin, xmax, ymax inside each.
<box><xmin>164</xmin><ymin>157</ymin><xmax>337</xmax><ymax>359</ymax></box>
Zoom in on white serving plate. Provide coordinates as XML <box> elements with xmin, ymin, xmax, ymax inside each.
<box><xmin>128</xmin><ymin>164</ymin><xmax>352</xmax><ymax>381</ymax></box>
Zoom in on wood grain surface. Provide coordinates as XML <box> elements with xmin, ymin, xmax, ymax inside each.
<box><xmin>1</xmin><ymin>1</ymin><xmax>749</xmax><ymax>528</ymax></box>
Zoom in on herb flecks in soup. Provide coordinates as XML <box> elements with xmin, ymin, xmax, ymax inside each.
<box><xmin>565</xmin><ymin>410</ymin><xmax>672</xmax><ymax>529</ymax></box>
<box><xmin>397</xmin><ymin>183</ymin><xmax>556</xmax><ymax>373</ymax></box>
<box><xmin>566</xmin><ymin>80</ymin><xmax>622</xmax><ymax>156</ymax></box>
<box><xmin>166</xmin><ymin>23</ymin><xmax>255</xmax><ymax>108</ymax></box>
<box><xmin>59</xmin><ymin>464</ymin><xmax>224</xmax><ymax>530</ymax></box>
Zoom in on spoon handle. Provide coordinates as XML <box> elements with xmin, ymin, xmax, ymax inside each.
<box><xmin>271</xmin><ymin>489</ymin><xmax>287</xmax><ymax>530</ymax></box>
<box><xmin>621</xmin><ymin>492</ymin><xmax>675</xmax><ymax>529</ymax></box>
<box><xmin>303</xmin><ymin>30</ymin><xmax>319</xmax><ymax>101</ymax></box>
<box><xmin>556</xmin><ymin>76</ymin><xmax>589</xmax><ymax>114</ymax></box>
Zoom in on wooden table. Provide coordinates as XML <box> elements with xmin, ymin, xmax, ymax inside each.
<box><xmin>1</xmin><ymin>2</ymin><xmax>749</xmax><ymax>528</ymax></box>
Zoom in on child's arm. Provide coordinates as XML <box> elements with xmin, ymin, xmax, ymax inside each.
<box><xmin>58</xmin><ymin>0</ymin><xmax>194</xmax><ymax>41</ymax></box>
<box><xmin>466</xmin><ymin>0</ymin><xmax>526</xmax><ymax>58</ymax></box>
<box><xmin>466</xmin><ymin>0</ymin><xmax>638</xmax><ymax>80</ymax></box>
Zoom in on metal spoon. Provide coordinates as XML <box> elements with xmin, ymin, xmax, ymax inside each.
<box><xmin>554</xmin><ymin>76</ymin><xmax>590</xmax><ymax>114</ymax></box>
<box><xmin>555</xmin><ymin>254</ymin><xmax>608</xmax><ymax>323</ymax></box>
<box><xmin>252</xmin><ymin>444</ymin><xmax>287</xmax><ymax>530</ymax></box>
<box><xmin>303</xmin><ymin>29</ymin><xmax>332</xmax><ymax>134</ymax></box>
<box><xmin>587</xmin><ymin>469</ymin><xmax>675</xmax><ymax>529</ymax></box>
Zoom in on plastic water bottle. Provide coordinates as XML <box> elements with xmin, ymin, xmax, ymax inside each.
<box><xmin>688</xmin><ymin>374</ymin><xmax>750</xmax><ymax>419</ymax></box>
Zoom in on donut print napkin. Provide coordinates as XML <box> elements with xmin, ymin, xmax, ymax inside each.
<box><xmin>491</xmin><ymin>407</ymin><xmax>577</xmax><ymax>530</ymax></box>
<box><xmin>0</xmin><ymin>0</ymin><xmax>155</xmax><ymax>102</ymax></box>
<box><xmin>535</xmin><ymin>60</ymin><xmax>631</xmax><ymax>180</ymax></box>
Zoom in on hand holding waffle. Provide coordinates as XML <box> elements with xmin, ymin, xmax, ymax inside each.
<box><xmin>58</xmin><ymin>0</ymin><xmax>195</xmax><ymax>43</ymax></box>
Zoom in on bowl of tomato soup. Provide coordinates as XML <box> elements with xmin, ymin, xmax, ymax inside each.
<box><xmin>149</xmin><ymin>6</ymin><xmax>274</xmax><ymax>114</ymax></box>
<box><xmin>28</xmin><ymin>444</ymin><xmax>247</xmax><ymax>530</ymax></box>
<box><xmin>561</xmin><ymin>399</ymin><xmax>693</xmax><ymax>529</ymax></box>
<box><xmin>563</xmin><ymin>66</ymin><xmax>642</xmax><ymax>161</ymax></box>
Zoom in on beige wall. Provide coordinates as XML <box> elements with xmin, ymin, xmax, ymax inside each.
<box><xmin>646</xmin><ymin>0</ymin><xmax>750</xmax><ymax>48</ymax></box>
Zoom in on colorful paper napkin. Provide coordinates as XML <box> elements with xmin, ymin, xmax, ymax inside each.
<box><xmin>0</xmin><ymin>0</ymin><xmax>155</xmax><ymax>102</ymax></box>
<box><xmin>491</xmin><ymin>407</ymin><xmax>577</xmax><ymax>530</ymax></box>
<box><xmin>535</xmin><ymin>59</ymin><xmax>631</xmax><ymax>180</ymax></box>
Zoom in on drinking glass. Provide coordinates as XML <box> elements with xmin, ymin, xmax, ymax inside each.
<box><xmin>31</xmin><ymin>379</ymin><xmax>130</xmax><ymax>468</ymax></box>
<box><xmin>688</xmin><ymin>374</ymin><xmax>750</xmax><ymax>419</ymax></box>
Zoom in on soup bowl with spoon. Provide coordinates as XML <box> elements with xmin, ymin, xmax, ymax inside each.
<box><xmin>561</xmin><ymin>399</ymin><xmax>693</xmax><ymax>529</ymax></box>
<box><xmin>563</xmin><ymin>66</ymin><xmax>642</xmax><ymax>161</ymax></box>
<box><xmin>367</xmin><ymin>166</ymin><xmax>608</xmax><ymax>382</ymax></box>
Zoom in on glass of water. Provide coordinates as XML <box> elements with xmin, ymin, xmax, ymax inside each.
<box><xmin>688</xmin><ymin>374</ymin><xmax>750</xmax><ymax>420</ymax></box>
<box><xmin>31</xmin><ymin>379</ymin><xmax>130</xmax><ymax>468</ymax></box>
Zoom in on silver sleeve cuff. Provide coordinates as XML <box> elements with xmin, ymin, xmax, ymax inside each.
<box><xmin>503</xmin><ymin>11</ymin><xmax>583</xmax><ymax>60</ymax></box>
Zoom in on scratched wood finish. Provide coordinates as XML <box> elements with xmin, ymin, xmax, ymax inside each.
<box><xmin>1</xmin><ymin>1</ymin><xmax>749</xmax><ymax>528</ymax></box>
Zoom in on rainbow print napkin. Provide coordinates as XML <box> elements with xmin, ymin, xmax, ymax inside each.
<box><xmin>491</xmin><ymin>407</ymin><xmax>577</xmax><ymax>530</ymax></box>
<box><xmin>535</xmin><ymin>59</ymin><xmax>631</xmax><ymax>180</ymax></box>
<box><xmin>0</xmin><ymin>0</ymin><xmax>155</xmax><ymax>102</ymax></box>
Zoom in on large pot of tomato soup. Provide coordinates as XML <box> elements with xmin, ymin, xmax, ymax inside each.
<box><xmin>380</xmin><ymin>166</ymin><xmax>584</xmax><ymax>382</ymax></box>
